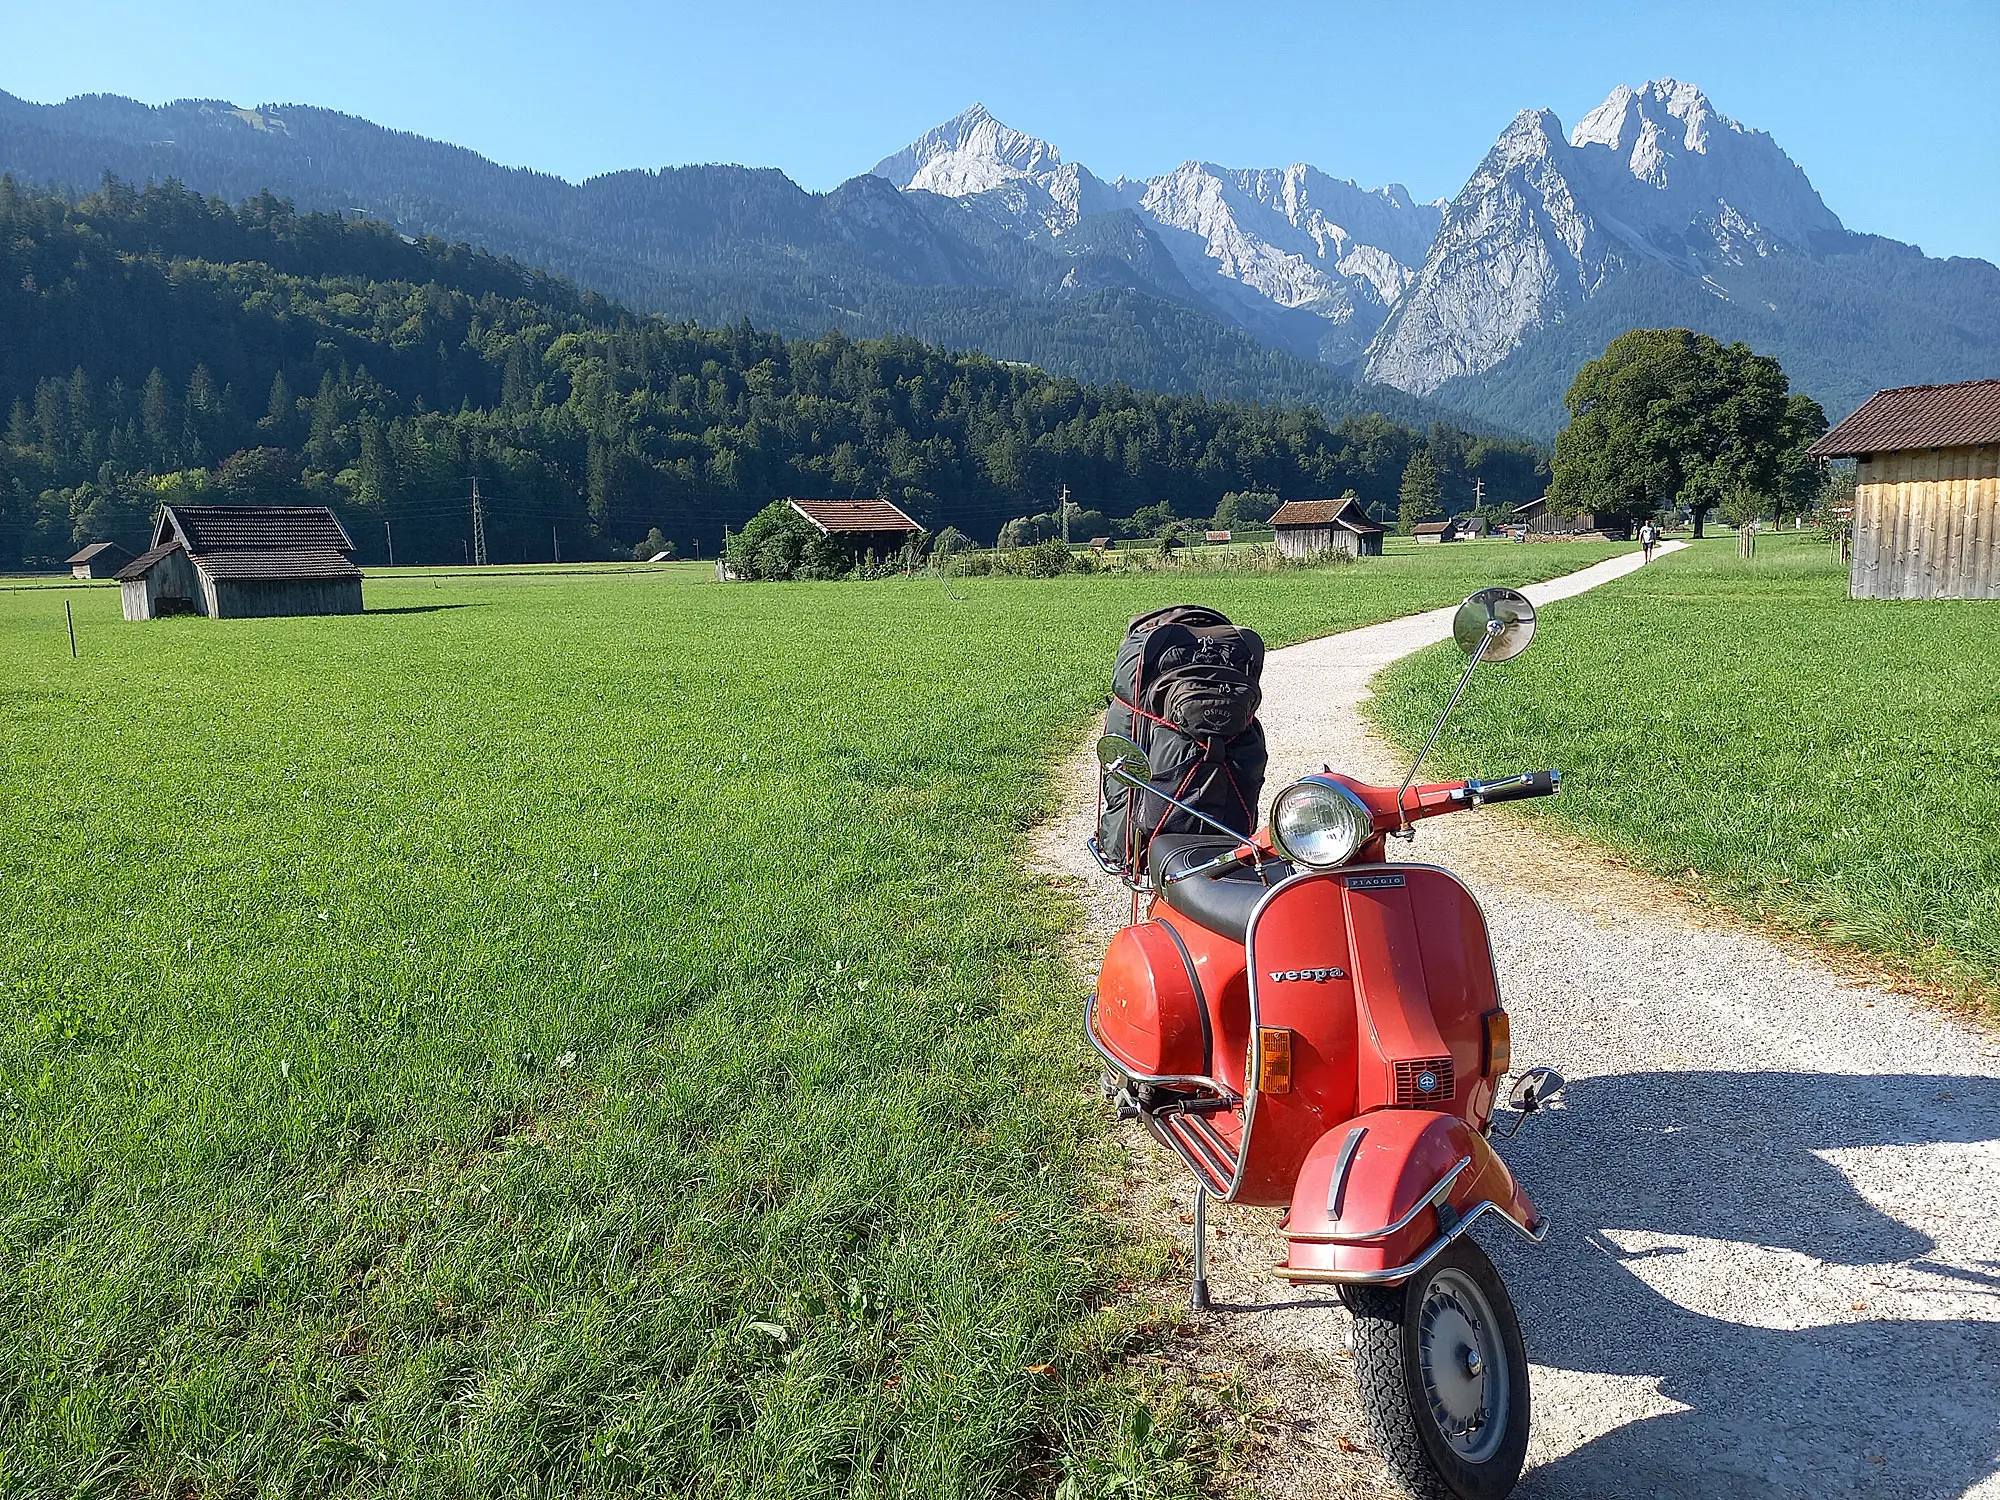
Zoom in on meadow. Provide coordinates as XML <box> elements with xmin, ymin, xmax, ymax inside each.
<box><xmin>0</xmin><ymin>542</ymin><xmax>1620</xmax><ymax>1498</ymax></box>
<box><xmin>1374</xmin><ymin>534</ymin><xmax>2000</xmax><ymax>1015</ymax></box>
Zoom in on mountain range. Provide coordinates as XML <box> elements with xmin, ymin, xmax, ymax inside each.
<box><xmin>4</xmin><ymin>80</ymin><xmax>1998</xmax><ymax>435</ymax></box>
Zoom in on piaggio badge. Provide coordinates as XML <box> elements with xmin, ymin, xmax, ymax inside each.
<box><xmin>1344</xmin><ymin>872</ymin><xmax>1407</xmax><ymax>889</ymax></box>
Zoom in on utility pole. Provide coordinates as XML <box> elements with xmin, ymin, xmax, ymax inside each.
<box><xmin>470</xmin><ymin>477</ymin><xmax>488</xmax><ymax>567</ymax></box>
<box><xmin>383</xmin><ymin>519</ymin><xmax>395</xmax><ymax>567</ymax></box>
<box><xmin>462</xmin><ymin>539</ymin><xmax>469</xmax><ymax>566</ymax></box>
<box><xmin>1473</xmin><ymin>477</ymin><xmax>1484</xmax><ymax>511</ymax></box>
<box><xmin>1060</xmin><ymin>483</ymin><xmax>1071</xmax><ymax>545</ymax></box>
<box><xmin>552</xmin><ymin>525</ymin><xmax>560</xmax><ymax>565</ymax></box>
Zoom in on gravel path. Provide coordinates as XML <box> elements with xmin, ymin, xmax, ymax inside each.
<box><xmin>1036</xmin><ymin>546</ymin><xmax>2000</xmax><ymax>1500</ymax></box>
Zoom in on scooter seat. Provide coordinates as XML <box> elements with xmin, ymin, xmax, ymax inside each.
<box><xmin>1148</xmin><ymin>834</ymin><xmax>1296</xmax><ymax>942</ymax></box>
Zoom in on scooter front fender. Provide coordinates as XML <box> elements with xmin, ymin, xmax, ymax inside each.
<box><xmin>1277</xmin><ymin>1109</ymin><xmax>1542</xmax><ymax>1285</ymax></box>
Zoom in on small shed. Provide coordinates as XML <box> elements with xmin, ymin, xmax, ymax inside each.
<box><xmin>1205</xmin><ymin>529</ymin><xmax>1232</xmax><ymax>544</ymax></box>
<box><xmin>1088</xmin><ymin>535</ymin><xmax>1111</xmax><ymax>551</ymax></box>
<box><xmin>787</xmin><ymin>498</ymin><xmax>921</xmax><ymax>553</ymax></box>
<box><xmin>1810</xmin><ymin>378</ymin><xmax>2000</xmax><ymax>600</ymax></box>
<box><xmin>68</xmin><ymin>541</ymin><xmax>135</xmax><ymax>579</ymax></box>
<box><xmin>1513</xmin><ymin>496</ymin><xmax>1606</xmax><ymax>536</ymax></box>
<box><xmin>1412</xmin><ymin>521</ymin><xmax>1454</xmax><ymax>544</ymax></box>
<box><xmin>117</xmin><ymin>505</ymin><xmax>363</xmax><ymax>620</ymax></box>
<box><xmin>1269</xmin><ymin>497</ymin><xmax>1385</xmax><ymax>560</ymax></box>
<box><xmin>1455</xmin><ymin>517</ymin><xmax>1489</xmax><ymax>539</ymax></box>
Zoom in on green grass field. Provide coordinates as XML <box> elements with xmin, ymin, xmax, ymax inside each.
<box><xmin>1374</xmin><ymin>534</ymin><xmax>2000</xmax><ymax>1014</ymax></box>
<box><xmin>0</xmin><ymin>542</ymin><xmax>1622</xmax><ymax>1498</ymax></box>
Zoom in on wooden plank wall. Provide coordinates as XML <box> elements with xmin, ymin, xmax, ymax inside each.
<box><xmin>1851</xmin><ymin>444</ymin><xmax>2000</xmax><ymax>599</ymax></box>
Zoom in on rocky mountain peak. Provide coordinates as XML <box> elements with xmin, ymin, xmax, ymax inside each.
<box><xmin>871</xmin><ymin>104</ymin><xmax>1065</xmax><ymax>196</ymax></box>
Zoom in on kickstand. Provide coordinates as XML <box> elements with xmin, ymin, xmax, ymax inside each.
<box><xmin>1190</xmin><ymin>1184</ymin><xmax>1213</xmax><ymax>1311</ymax></box>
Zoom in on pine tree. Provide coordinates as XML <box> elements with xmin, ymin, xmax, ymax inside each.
<box><xmin>262</xmin><ymin>371</ymin><xmax>294</xmax><ymax>439</ymax></box>
<box><xmin>1397</xmin><ymin>449</ymin><xmax>1443</xmax><ymax>534</ymax></box>
<box><xmin>141</xmin><ymin>368</ymin><xmax>174</xmax><ymax>464</ymax></box>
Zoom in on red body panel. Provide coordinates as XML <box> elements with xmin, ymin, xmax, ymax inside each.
<box><xmin>1089</xmin><ymin>862</ymin><xmax>1511</xmax><ymax>1208</ymax></box>
<box><xmin>1092</xmin><ymin>922</ymin><xmax>1207</xmax><ymax>1081</ymax></box>
<box><xmin>1279</xmin><ymin>1109</ymin><xmax>1538</xmax><ymax>1280</ymax></box>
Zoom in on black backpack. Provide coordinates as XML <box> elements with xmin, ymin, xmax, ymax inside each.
<box><xmin>1097</xmin><ymin>605</ymin><xmax>1268</xmax><ymax>876</ymax></box>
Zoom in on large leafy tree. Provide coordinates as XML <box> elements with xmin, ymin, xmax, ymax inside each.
<box><xmin>1550</xmin><ymin>329</ymin><xmax>1826</xmax><ymax>536</ymax></box>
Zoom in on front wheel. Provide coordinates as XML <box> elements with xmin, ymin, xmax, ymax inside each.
<box><xmin>1348</xmin><ymin>1237</ymin><xmax>1530</xmax><ymax>1500</ymax></box>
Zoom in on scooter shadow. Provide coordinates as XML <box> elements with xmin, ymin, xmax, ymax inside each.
<box><xmin>1488</xmin><ymin>1069</ymin><xmax>2000</xmax><ymax>1500</ymax></box>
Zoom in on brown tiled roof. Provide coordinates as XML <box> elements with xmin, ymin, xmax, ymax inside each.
<box><xmin>1412</xmin><ymin>521</ymin><xmax>1453</xmax><ymax>535</ymax></box>
<box><xmin>67</xmin><ymin>541</ymin><xmax>133</xmax><ymax>565</ymax></box>
<box><xmin>1809</xmin><ymin>378</ymin><xmax>2000</xmax><ymax>458</ymax></box>
<box><xmin>1268</xmin><ymin>497</ymin><xmax>1385</xmax><ymax>533</ymax></box>
<box><xmin>787</xmin><ymin>498</ymin><xmax>920</xmax><ymax>533</ymax></box>
<box><xmin>115</xmin><ymin>542</ymin><xmax>184</xmax><ymax>581</ymax></box>
<box><xmin>194</xmin><ymin>550</ymin><xmax>363</xmax><ymax>582</ymax></box>
<box><xmin>160</xmin><ymin>504</ymin><xmax>357</xmax><ymax>554</ymax></box>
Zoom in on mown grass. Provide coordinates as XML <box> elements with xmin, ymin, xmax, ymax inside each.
<box><xmin>1373</xmin><ymin>534</ymin><xmax>2000</xmax><ymax>1015</ymax></box>
<box><xmin>0</xmin><ymin>541</ymin><xmax>1621</xmax><ymax>1499</ymax></box>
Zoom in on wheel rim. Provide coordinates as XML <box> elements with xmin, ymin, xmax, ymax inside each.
<box><xmin>1416</xmin><ymin>1266</ymin><xmax>1510</xmax><ymax>1464</ymax></box>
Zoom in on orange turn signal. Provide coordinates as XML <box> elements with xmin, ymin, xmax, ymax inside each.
<box><xmin>1257</xmin><ymin>1027</ymin><xmax>1294</xmax><ymax>1094</ymax></box>
<box><xmin>1482</xmin><ymin>1009</ymin><xmax>1512</xmax><ymax>1077</ymax></box>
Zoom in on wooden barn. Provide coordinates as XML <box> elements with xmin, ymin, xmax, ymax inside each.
<box><xmin>1512</xmin><ymin>496</ymin><xmax>1608</xmax><ymax>535</ymax></box>
<box><xmin>788</xmin><ymin>498</ymin><xmax>921</xmax><ymax>553</ymax></box>
<box><xmin>1269</xmin><ymin>497</ymin><xmax>1385</xmax><ymax>560</ymax></box>
<box><xmin>1412</xmin><ymin>521</ymin><xmax>1454</xmax><ymax>544</ymax></box>
<box><xmin>1810</xmin><ymin>378</ymin><xmax>2000</xmax><ymax>600</ymax></box>
<box><xmin>67</xmin><ymin>541</ymin><xmax>134</xmax><ymax>579</ymax></box>
<box><xmin>117</xmin><ymin>505</ymin><xmax>364</xmax><ymax>620</ymax></box>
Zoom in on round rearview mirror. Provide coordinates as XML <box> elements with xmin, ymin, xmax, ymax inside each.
<box><xmin>1096</xmin><ymin>734</ymin><xmax>1149</xmax><ymax>782</ymax></box>
<box><xmin>1451</xmin><ymin>587</ymin><xmax>1537</xmax><ymax>663</ymax></box>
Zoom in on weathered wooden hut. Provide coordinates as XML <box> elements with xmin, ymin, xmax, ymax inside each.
<box><xmin>67</xmin><ymin>541</ymin><xmax>134</xmax><ymax>579</ymax></box>
<box><xmin>1268</xmin><ymin>498</ymin><xmax>1385</xmax><ymax>560</ymax></box>
<box><xmin>1412</xmin><ymin>521</ymin><xmax>1454</xmax><ymax>544</ymax></box>
<box><xmin>788</xmin><ymin>498</ymin><xmax>920</xmax><ymax>551</ymax></box>
<box><xmin>1809</xmin><ymin>378</ymin><xmax>2000</xmax><ymax>600</ymax></box>
<box><xmin>117</xmin><ymin>505</ymin><xmax>363</xmax><ymax>620</ymax></box>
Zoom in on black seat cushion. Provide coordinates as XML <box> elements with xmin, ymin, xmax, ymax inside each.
<box><xmin>1147</xmin><ymin>834</ymin><xmax>1296</xmax><ymax>942</ymax></box>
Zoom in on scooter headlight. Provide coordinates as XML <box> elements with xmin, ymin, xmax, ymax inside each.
<box><xmin>1270</xmin><ymin>777</ymin><xmax>1375</xmax><ymax>869</ymax></box>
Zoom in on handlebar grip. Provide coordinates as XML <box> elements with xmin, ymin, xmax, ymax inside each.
<box><xmin>1466</xmin><ymin>769</ymin><xmax>1560</xmax><ymax>804</ymax></box>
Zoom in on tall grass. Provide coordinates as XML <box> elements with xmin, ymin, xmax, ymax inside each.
<box><xmin>1372</xmin><ymin>535</ymin><xmax>2000</xmax><ymax>1012</ymax></box>
<box><xmin>0</xmin><ymin>543</ymin><xmax>1622</xmax><ymax>1497</ymax></box>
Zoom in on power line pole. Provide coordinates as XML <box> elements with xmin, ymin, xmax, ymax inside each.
<box><xmin>1473</xmin><ymin>477</ymin><xmax>1484</xmax><ymax>511</ymax></box>
<box><xmin>1060</xmin><ymin>483</ymin><xmax>1070</xmax><ymax>545</ymax></box>
<box><xmin>552</xmin><ymin>525</ymin><xmax>560</xmax><ymax>565</ymax></box>
<box><xmin>383</xmin><ymin>519</ymin><xmax>395</xmax><ymax>567</ymax></box>
<box><xmin>470</xmin><ymin>477</ymin><xmax>488</xmax><ymax>567</ymax></box>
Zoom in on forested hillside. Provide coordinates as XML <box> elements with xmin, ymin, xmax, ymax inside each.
<box><xmin>0</xmin><ymin>91</ymin><xmax>1451</xmax><ymax>428</ymax></box>
<box><xmin>0</xmin><ymin>179</ymin><xmax>1547</xmax><ymax>568</ymax></box>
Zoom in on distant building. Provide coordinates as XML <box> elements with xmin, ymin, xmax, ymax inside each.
<box><xmin>1513</xmin><ymin>496</ymin><xmax>1608</xmax><ymax>537</ymax></box>
<box><xmin>117</xmin><ymin>505</ymin><xmax>363</xmax><ymax>620</ymax></box>
<box><xmin>1088</xmin><ymin>536</ymin><xmax>1111</xmax><ymax>551</ymax></box>
<box><xmin>67</xmin><ymin>541</ymin><xmax>134</xmax><ymax>579</ymax></box>
<box><xmin>1454</xmin><ymin>516</ymin><xmax>1489</xmax><ymax>538</ymax></box>
<box><xmin>1205</xmin><ymin>529</ymin><xmax>1232</xmax><ymax>544</ymax></box>
<box><xmin>1810</xmin><ymin>378</ymin><xmax>2000</xmax><ymax>600</ymax></box>
<box><xmin>787</xmin><ymin>498</ymin><xmax>921</xmax><ymax>553</ymax></box>
<box><xmin>1412</xmin><ymin>521</ymin><xmax>1454</xmax><ymax>543</ymax></box>
<box><xmin>1269</xmin><ymin>497</ymin><xmax>1385</xmax><ymax>560</ymax></box>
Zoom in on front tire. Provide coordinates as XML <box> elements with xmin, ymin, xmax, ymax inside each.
<box><xmin>1349</xmin><ymin>1237</ymin><xmax>1530</xmax><ymax>1500</ymax></box>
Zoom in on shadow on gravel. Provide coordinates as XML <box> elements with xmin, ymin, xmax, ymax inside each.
<box><xmin>1491</xmin><ymin>1070</ymin><xmax>2000</xmax><ymax>1500</ymax></box>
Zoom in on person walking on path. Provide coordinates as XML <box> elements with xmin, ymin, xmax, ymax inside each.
<box><xmin>1639</xmin><ymin>520</ymin><xmax>1659</xmax><ymax>563</ymax></box>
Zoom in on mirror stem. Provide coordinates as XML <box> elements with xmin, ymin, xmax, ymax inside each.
<box><xmin>1395</xmin><ymin>620</ymin><xmax>1498</xmax><ymax>832</ymax></box>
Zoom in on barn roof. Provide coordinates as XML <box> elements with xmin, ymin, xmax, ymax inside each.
<box><xmin>67</xmin><ymin>541</ymin><xmax>134</xmax><ymax>565</ymax></box>
<box><xmin>149</xmin><ymin>505</ymin><xmax>363</xmax><ymax>584</ymax></box>
<box><xmin>1412</xmin><ymin>521</ymin><xmax>1453</xmax><ymax>535</ymax></box>
<box><xmin>1810</xmin><ymin>378</ymin><xmax>2000</xmax><ymax>458</ymax></box>
<box><xmin>787</xmin><ymin>498</ymin><xmax>920</xmax><ymax>534</ymax></box>
<box><xmin>115</xmin><ymin>542</ymin><xmax>185</xmax><ymax>581</ymax></box>
<box><xmin>1268</xmin><ymin>497</ymin><xmax>1385</xmax><ymax>533</ymax></box>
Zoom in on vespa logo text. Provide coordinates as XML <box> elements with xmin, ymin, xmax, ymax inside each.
<box><xmin>1269</xmin><ymin>967</ymin><xmax>1347</xmax><ymax>984</ymax></box>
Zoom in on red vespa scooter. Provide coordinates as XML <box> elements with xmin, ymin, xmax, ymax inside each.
<box><xmin>1086</xmin><ymin>588</ymin><xmax>1568</xmax><ymax>1500</ymax></box>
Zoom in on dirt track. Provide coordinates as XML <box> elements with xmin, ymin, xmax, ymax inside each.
<box><xmin>1034</xmin><ymin>548</ymin><xmax>2000</xmax><ymax>1499</ymax></box>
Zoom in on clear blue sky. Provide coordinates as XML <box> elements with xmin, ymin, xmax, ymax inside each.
<box><xmin>7</xmin><ymin>0</ymin><xmax>1998</xmax><ymax>261</ymax></box>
